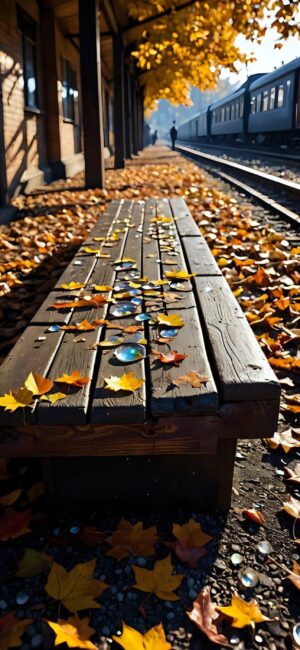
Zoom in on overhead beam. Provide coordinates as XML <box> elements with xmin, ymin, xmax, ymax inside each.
<box><xmin>122</xmin><ymin>0</ymin><xmax>198</xmax><ymax>33</ymax></box>
<box><xmin>100</xmin><ymin>0</ymin><xmax>118</xmax><ymax>33</ymax></box>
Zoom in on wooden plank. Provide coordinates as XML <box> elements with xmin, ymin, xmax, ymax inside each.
<box><xmin>194</xmin><ymin>276</ymin><xmax>281</xmax><ymax>401</ymax></box>
<box><xmin>181</xmin><ymin>236</ymin><xmax>222</xmax><ymax>276</ymax></box>
<box><xmin>0</xmin><ymin>326</ymin><xmax>64</xmax><ymax>426</ymax></box>
<box><xmin>90</xmin><ymin>201</ymin><xmax>147</xmax><ymax>424</ymax></box>
<box><xmin>170</xmin><ymin>197</ymin><xmax>200</xmax><ymax>237</ymax></box>
<box><xmin>149</xmin><ymin>306</ymin><xmax>219</xmax><ymax>416</ymax></box>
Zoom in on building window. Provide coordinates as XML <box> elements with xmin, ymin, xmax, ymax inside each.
<box><xmin>17</xmin><ymin>6</ymin><xmax>38</xmax><ymax>109</ymax></box>
<box><xmin>61</xmin><ymin>58</ymin><xmax>78</xmax><ymax>122</ymax></box>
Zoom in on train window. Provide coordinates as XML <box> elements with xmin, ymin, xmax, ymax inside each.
<box><xmin>262</xmin><ymin>90</ymin><xmax>269</xmax><ymax>111</ymax></box>
<box><xmin>256</xmin><ymin>93</ymin><xmax>262</xmax><ymax>112</ymax></box>
<box><xmin>225</xmin><ymin>105</ymin><xmax>230</xmax><ymax>120</ymax></box>
<box><xmin>251</xmin><ymin>95</ymin><xmax>256</xmax><ymax>114</ymax></box>
<box><xmin>239</xmin><ymin>97</ymin><xmax>244</xmax><ymax>117</ymax></box>
<box><xmin>221</xmin><ymin>107</ymin><xmax>225</xmax><ymax>121</ymax></box>
<box><xmin>277</xmin><ymin>84</ymin><xmax>284</xmax><ymax>108</ymax></box>
<box><xmin>269</xmin><ymin>87</ymin><xmax>276</xmax><ymax>110</ymax></box>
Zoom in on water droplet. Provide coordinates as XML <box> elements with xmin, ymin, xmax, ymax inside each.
<box><xmin>73</xmin><ymin>260</ymin><xmax>82</xmax><ymax>266</ymax></box>
<box><xmin>36</xmin><ymin>336</ymin><xmax>46</xmax><ymax>342</ymax></box>
<box><xmin>293</xmin><ymin>623</ymin><xmax>300</xmax><ymax>647</ymax></box>
<box><xmin>131</xmin><ymin>297</ymin><xmax>143</xmax><ymax>306</ymax></box>
<box><xmin>204</xmin><ymin>286</ymin><xmax>213</xmax><ymax>292</ymax></box>
<box><xmin>115</xmin><ymin>262</ymin><xmax>136</xmax><ymax>271</ymax></box>
<box><xmin>47</xmin><ymin>325</ymin><xmax>60</xmax><ymax>332</ymax></box>
<box><xmin>70</xmin><ymin>525</ymin><xmax>80</xmax><ymax>535</ymax></box>
<box><xmin>135</xmin><ymin>313</ymin><xmax>151</xmax><ymax>322</ymax></box>
<box><xmin>257</xmin><ymin>540</ymin><xmax>273</xmax><ymax>556</ymax></box>
<box><xmin>231</xmin><ymin>553</ymin><xmax>243</xmax><ymax>566</ymax></box>
<box><xmin>16</xmin><ymin>591</ymin><xmax>29</xmax><ymax>605</ymax></box>
<box><xmin>229</xmin><ymin>634</ymin><xmax>240</xmax><ymax>645</ymax></box>
<box><xmin>160</xmin><ymin>327</ymin><xmax>178</xmax><ymax>339</ymax></box>
<box><xmin>110</xmin><ymin>302</ymin><xmax>137</xmax><ymax>317</ymax></box>
<box><xmin>239</xmin><ymin>567</ymin><xmax>259</xmax><ymax>588</ymax></box>
<box><xmin>114</xmin><ymin>343</ymin><xmax>146</xmax><ymax>363</ymax></box>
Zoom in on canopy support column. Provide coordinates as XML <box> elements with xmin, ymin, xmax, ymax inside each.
<box><xmin>113</xmin><ymin>33</ymin><xmax>125</xmax><ymax>169</ymax></box>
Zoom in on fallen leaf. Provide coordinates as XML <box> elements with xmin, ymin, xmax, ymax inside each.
<box><xmin>60</xmin><ymin>320</ymin><xmax>96</xmax><ymax>331</ymax></box>
<box><xmin>55</xmin><ymin>371</ymin><xmax>90</xmax><ymax>387</ymax></box>
<box><xmin>157</xmin><ymin>313</ymin><xmax>184</xmax><ymax>328</ymax></box>
<box><xmin>284</xmin><ymin>462</ymin><xmax>300</xmax><ymax>485</ymax></box>
<box><xmin>24</xmin><ymin>372</ymin><xmax>53</xmax><ymax>396</ymax></box>
<box><xmin>0</xmin><ymin>508</ymin><xmax>31</xmax><ymax>541</ymax></box>
<box><xmin>287</xmin><ymin>561</ymin><xmax>300</xmax><ymax>590</ymax></box>
<box><xmin>79</xmin><ymin>527</ymin><xmax>105</xmax><ymax>547</ymax></box>
<box><xmin>106</xmin><ymin>518</ymin><xmax>158</xmax><ymax>560</ymax></box>
<box><xmin>0</xmin><ymin>611</ymin><xmax>33</xmax><ymax>650</ymax></box>
<box><xmin>187</xmin><ymin>586</ymin><xmax>230</xmax><ymax>646</ymax></box>
<box><xmin>266</xmin><ymin>429</ymin><xmax>300</xmax><ymax>453</ymax></box>
<box><xmin>46</xmin><ymin>616</ymin><xmax>97</xmax><ymax>649</ymax></box>
<box><xmin>40</xmin><ymin>392</ymin><xmax>67</xmax><ymax>404</ymax></box>
<box><xmin>16</xmin><ymin>548</ymin><xmax>52</xmax><ymax>577</ymax></box>
<box><xmin>122</xmin><ymin>325</ymin><xmax>144</xmax><ymax>334</ymax></box>
<box><xmin>282</xmin><ymin>495</ymin><xmax>300</xmax><ymax>519</ymax></box>
<box><xmin>217</xmin><ymin>593</ymin><xmax>271</xmax><ymax>628</ymax></box>
<box><xmin>52</xmin><ymin>295</ymin><xmax>107</xmax><ymax>309</ymax></box>
<box><xmin>0</xmin><ymin>489</ymin><xmax>22</xmax><ymax>507</ymax></box>
<box><xmin>45</xmin><ymin>558</ymin><xmax>107</xmax><ymax>612</ymax></box>
<box><xmin>164</xmin><ymin>270</ymin><xmax>196</xmax><ymax>280</ymax></box>
<box><xmin>104</xmin><ymin>372</ymin><xmax>144</xmax><ymax>393</ymax></box>
<box><xmin>167</xmin><ymin>519</ymin><xmax>213</xmax><ymax>567</ymax></box>
<box><xmin>0</xmin><ymin>388</ymin><xmax>34</xmax><ymax>412</ymax></box>
<box><xmin>93</xmin><ymin>285</ymin><xmax>113</xmax><ymax>292</ymax></box>
<box><xmin>152</xmin><ymin>349</ymin><xmax>187</xmax><ymax>366</ymax></box>
<box><xmin>133</xmin><ymin>555</ymin><xmax>184</xmax><ymax>601</ymax></box>
<box><xmin>27</xmin><ymin>482</ymin><xmax>45</xmax><ymax>502</ymax></box>
<box><xmin>60</xmin><ymin>281</ymin><xmax>86</xmax><ymax>290</ymax></box>
<box><xmin>171</xmin><ymin>371</ymin><xmax>209</xmax><ymax>388</ymax></box>
<box><xmin>113</xmin><ymin>623</ymin><xmax>171</xmax><ymax>650</ymax></box>
<box><xmin>242</xmin><ymin>508</ymin><xmax>265</xmax><ymax>526</ymax></box>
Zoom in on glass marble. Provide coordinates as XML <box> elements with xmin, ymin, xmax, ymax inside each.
<box><xmin>257</xmin><ymin>540</ymin><xmax>273</xmax><ymax>556</ymax></box>
<box><xmin>70</xmin><ymin>525</ymin><xmax>80</xmax><ymax>535</ymax></box>
<box><xmin>114</xmin><ymin>261</ymin><xmax>135</xmax><ymax>271</ymax></box>
<box><xmin>239</xmin><ymin>567</ymin><xmax>259</xmax><ymax>588</ymax></box>
<box><xmin>131</xmin><ymin>297</ymin><xmax>143</xmax><ymax>305</ymax></box>
<box><xmin>160</xmin><ymin>327</ymin><xmax>178</xmax><ymax>339</ymax></box>
<box><xmin>47</xmin><ymin>325</ymin><xmax>60</xmax><ymax>332</ymax></box>
<box><xmin>135</xmin><ymin>313</ymin><xmax>151</xmax><ymax>322</ymax></box>
<box><xmin>231</xmin><ymin>553</ymin><xmax>243</xmax><ymax>566</ymax></box>
<box><xmin>114</xmin><ymin>343</ymin><xmax>146</xmax><ymax>363</ymax></box>
<box><xmin>16</xmin><ymin>591</ymin><xmax>29</xmax><ymax>605</ymax></box>
<box><xmin>110</xmin><ymin>302</ymin><xmax>137</xmax><ymax>317</ymax></box>
<box><xmin>293</xmin><ymin>623</ymin><xmax>300</xmax><ymax>647</ymax></box>
<box><xmin>99</xmin><ymin>335</ymin><xmax>124</xmax><ymax>348</ymax></box>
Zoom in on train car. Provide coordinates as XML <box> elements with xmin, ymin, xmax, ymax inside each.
<box><xmin>248</xmin><ymin>57</ymin><xmax>300</xmax><ymax>142</ymax></box>
<box><xmin>209</xmin><ymin>87</ymin><xmax>246</xmax><ymax>138</ymax></box>
<box><xmin>177</xmin><ymin>110</ymin><xmax>209</xmax><ymax>141</ymax></box>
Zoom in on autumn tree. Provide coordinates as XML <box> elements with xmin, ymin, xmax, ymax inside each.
<box><xmin>127</xmin><ymin>0</ymin><xmax>300</xmax><ymax>107</ymax></box>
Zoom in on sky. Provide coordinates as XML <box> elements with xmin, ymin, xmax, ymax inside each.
<box><xmin>221</xmin><ymin>29</ymin><xmax>300</xmax><ymax>85</ymax></box>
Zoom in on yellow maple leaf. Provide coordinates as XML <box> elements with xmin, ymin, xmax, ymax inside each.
<box><xmin>133</xmin><ymin>555</ymin><xmax>184</xmax><ymax>601</ymax></box>
<box><xmin>60</xmin><ymin>281</ymin><xmax>86</xmax><ymax>290</ymax></box>
<box><xmin>0</xmin><ymin>612</ymin><xmax>33</xmax><ymax>650</ymax></box>
<box><xmin>114</xmin><ymin>257</ymin><xmax>136</xmax><ymax>264</ymax></box>
<box><xmin>55</xmin><ymin>371</ymin><xmax>90</xmax><ymax>387</ymax></box>
<box><xmin>93</xmin><ymin>237</ymin><xmax>105</xmax><ymax>242</ymax></box>
<box><xmin>266</xmin><ymin>429</ymin><xmax>300</xmax><ymax>453</ymax></box>
<box><xmin>164</xmin><ymin>270</ymin><xmax>196</xmax><ymax>280</ymax></box>
<box><xmin>45</xmin><ymin>559</ymin><xmax>107</xmax><ymax>612</ymax></box>
<box><xmin>169</xmin><ymin>519</ymin><xmax>213</xmax><ymax>568</ymax></box>
<box><xmin>24</xmin><ymin>372</ymin><xmax>53</xmax><ymax>396</ymax></box>
<box><xmin>104</xmin><ymin>372</ymin><xmax>144</xmax><ymax>393</ymax></box>
<box><xmin>45</xmin><ymin>616</ymin><xmax>97</xmax><ymax>649</ymax></box>
<box><xmin>217</xmin><ymin>594</ymin><xmax>271</xmax><ymax>628</ymax></box>
<box><xmin>157</xmin><ymin>313</ymin><xmax>184</xmax><ymax>328</ymax></box>
<box><xmin>93</xmin><ymin>285</ymin><xmax>113</xmax><ymax>292</ymax></box>
<box><xmin>40</xmin><ymin>392</ymin><xmax>67</xmax><ymax>404</ymax></box>
<box><xmin>0</xmin><ymin>489</ymin><xmax>22</xmax><ymax>507</ymax></box>
<box><xmin>113</xmin><ymin>622</ymin><xmax>171</xmax><ymax>650</ymax></box>
<box><xmin>106</xmin><ymin>518</ymin><xmax>158</xmax><ymax>560</ymax></box>
<box><xmin>0</xmin><ymin>388</ymin><xmax>34</xmax><ymax>412</ymax></box>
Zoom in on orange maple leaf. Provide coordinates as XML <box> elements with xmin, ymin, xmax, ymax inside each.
<box><xmin>55</xmin><ymin>371</ymin><xmax>90</xmax><ymax>387</ymax></box>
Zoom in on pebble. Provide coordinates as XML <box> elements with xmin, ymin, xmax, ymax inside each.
<box><xmin>16</xmin><ymin>591</ymin><xmax>29</xmax><ymax>605</ymax></box>
<box><xmin>188</xmin><ymin>589</ymin><xmax>198</xmax><ymax>600</ymax></box>
<box><xmin>110</xmin><ymin>586</ymin><xmax>118</xmax><ymax>595</ymax></box>
<box><xmin>135</xmin><ymin>557</ymin><xmax>146</xmax><ymax>567</ymax></box>
<box><xmin>102</xmin><ymin>625</ymin><xmax>110</xmax><ymax>636</ymax></box>
<box><xmin>31</xmin><ymin>634</ymin><xmax>42</xmax><ymax>648</ymax></box>
<box><xmin>166</xmin><ymin>612</ymin><xmax>175</xmax><ymax>620</ymax></box>
<box><xmin>254</xmin><ymin>635</ymin><xmax>263</xmax><ymax>644</ymax></box>
<box><xmin>116</xmin><ymin>593</ymin><xmax>124</xmax><ymax>602</ymax></box>
<box><xmin>187</xmin><ymin>578</ymin><xmax>194</xmax><ymax>588</ymax></box>
<box><xmin>0</xmin><ymin>600</ymin><xmax>7</xmax><ymax>610</ymax></box>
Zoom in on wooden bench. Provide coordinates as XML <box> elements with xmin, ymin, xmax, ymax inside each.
<box><xmin>0</xmin><ymin>198</ymin><xmax>280</xmax><ymax>511</ymax></box>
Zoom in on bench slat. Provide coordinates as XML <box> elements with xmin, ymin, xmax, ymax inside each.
<box><xmin>90</xmin><ymin>201</ymin><xmax>147</xmax><ymax>424</ymax></box>
<box><xmin>181</xmin><ymin>236</ymin><xmax>222</xmax><ymax>277</ymax></box>
<box><xmin>194</xmin><ymin>276</ymin><xmax>280</xmax><ymax>401</ymax></box>
<box><xmin>169</xmin><ymin>197</ymin><xmax>200</xmax><ymax>237</ymax></box>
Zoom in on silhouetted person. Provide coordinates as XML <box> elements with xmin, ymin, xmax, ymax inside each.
<box><xmin>152</xmin><ymin>130</ymin><xmax>158</xmax><ymax>145</ymax></box>
<box><xmin>170</xmin><ymin>121</ymin><xmax>177</xmax><ymax>150</ymax></box>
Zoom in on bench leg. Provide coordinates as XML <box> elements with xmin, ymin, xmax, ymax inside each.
<box><xmin>216</xmin><ymin>438</ymin><xmax>237</xmax><ymax>512</ymax></box>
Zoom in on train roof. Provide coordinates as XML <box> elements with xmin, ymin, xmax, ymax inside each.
<box><xmin>209</xmin><ymin>86</ymin><xmax>245</xmax><ymax>110</ymax></box>
<box><xmin>249</xmin><ymin>57</ymin><xmax>300</xmax><ymax>90</ymax></box>
<box><xmin>178</xmin><ymin>110</ymin><xmax>207</xmax><ymax>128</ymax></box>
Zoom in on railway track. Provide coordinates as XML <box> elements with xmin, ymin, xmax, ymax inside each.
<box><xmin>176</xmin><ymin>143</ymin><xmax>300</xmax><ymax>228</ymax></box>
<box><xmin>177</xmin><ymin>141</ymin><xmax>300</xmax><ymax>165</ymax></box>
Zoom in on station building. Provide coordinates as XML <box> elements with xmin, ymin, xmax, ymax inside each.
<box><xmin>0</xmin><ymin>0</ymin><xmax>145</xmax><ymax>208</ymax></box>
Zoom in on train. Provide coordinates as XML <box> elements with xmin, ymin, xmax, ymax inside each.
<box><xmin>177</xmin><ymin>57</ymin><xmax>300</xmax><ymax>147</ymax></box>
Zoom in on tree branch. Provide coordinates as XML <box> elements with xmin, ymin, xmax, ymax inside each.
<box><xmin>122</xmin><ymin>0</ymin><xmax>199</xmax><ymax>33</ymax></box>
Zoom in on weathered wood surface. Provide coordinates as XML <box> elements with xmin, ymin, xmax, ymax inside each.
<box><xmin>194</xmin><ymin>276</ymin><xmax>280</xmax><ymax>401</ymax></box>
<box><xmin>0</xmin><ymin>198</ymin><xmax>280</xmax><ymax>448</ymax></box>
<box><xmin>0</xmin><ymin>399</ymin><xmax>278</xmax><ymax>456</ymax></box>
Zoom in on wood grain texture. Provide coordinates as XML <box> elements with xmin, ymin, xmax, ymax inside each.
<box><xmin>0</xmin><ymin>326</ymin><xmax>64</xmax><ymax>425</ymax></box>
<box><xmin>90</xmin><ymin>201</ymin><xmax>147</xmax><ymax>424</ymax></box>
<box><xmin>194</xmin><ymin>276</ymin><xmax>281</xmax><ymax>401</ymax></box>
<box><xmin>170</xmin><ymin>197</ymin><xmax>200</xmax><ymax>237</ymax></box>
<box><xmin>181</xmin><ymin>236</ymin><xmax>222</xmax><ymax>276</ymax></box>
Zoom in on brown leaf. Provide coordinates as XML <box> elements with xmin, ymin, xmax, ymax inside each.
<box><xmin>242</xmin><ymin>508</ymin><xmax>265</xmax><ymax>526</ymax></box>
<box><xmin>187</xmin><ymin>586</ymin><xmax>230</xmax><ymax>646</ymax></box>
<box><xmin>171</xmin><ymin>371</ymin><xmax>209</xmax><ymax>388</ymax></box>
<box><xmin>152</xmin><ymin>349</ymin><xmax>187</xmax><ymax>366</ymax></box>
